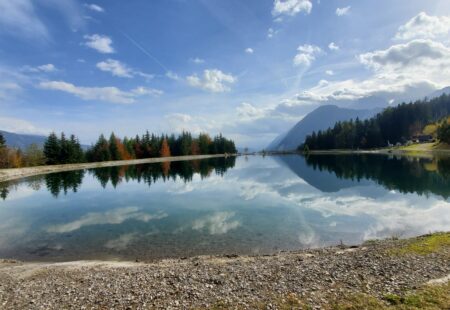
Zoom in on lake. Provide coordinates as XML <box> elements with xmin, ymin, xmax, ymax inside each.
<box><xmin>0</xmin><ymin>154</ymin><xmax>449</xmax><ymax>262</ymax></box>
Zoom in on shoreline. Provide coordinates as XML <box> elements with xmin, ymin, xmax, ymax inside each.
<box><xmin>0</xmin><ymin>154</ymin><xmax>233</xmax><ymax>183</ymax></box>
<box><xmin>0</xmin><ymin>232</ymin><xmax>448</xmax><ymax>309</ymax></box>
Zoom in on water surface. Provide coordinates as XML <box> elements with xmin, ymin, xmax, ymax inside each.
<box><xmin>0</xmin><ymin>154</ymin><xmax>449</xmax><ymax>261</ymax></box>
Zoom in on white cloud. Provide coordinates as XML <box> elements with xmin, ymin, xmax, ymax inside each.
<box><xmin>293</xmin><ymin>44</ymin><xmax>322</xmax><ymax>67</ymax></box>
<box><xmin>83</xmin><ymin>34</ymin><xmax>115</xmax><ymax>54</ymax></box>
<box><xmin>21</xmin><ymin>64</ymin><xmax>57</xmax><ymax>73</ymax></box>
<box><xmin>336</xmin><ymin>6</ymin><xmax>350</xmax><ymax>16</ymax></box>
<box><xmin>328</xmin><ymin>42</ymin><xmax>339</xmax><ymax>51</ymax></box>
<box><xmin>395</xmin><ymin>12</ymin><xmax>450</xmax><ymax>41</ymax></box>
<box><xmin>0</xmin><ymin>0</ymin><xmax>48</xmax><ymax>39</ymax></box>
<box><xmin>359</xmin><ymin>39</ymin><xmax>450</xmax><ymax>71</ymax></box>
<box><xmin>96</xmin><ymin>59</ymin><xmax>133</xmax><ymax>78</ymax></box>
<box><xmin>192</xmin><ymin>212</ymin><xmax>240</xmax><ymax>235</ymax></box>
<box><xmin>325</xmin><ymin>70</ymin><xmax>334</xmax><ymax>76</ymax></box>
<box><xmin>131</xmin><ymin>86</ymin><xmax>163</xmax><ymax>97</ymax></box>
<box><xmin>245</xmin><ymin>47</ymin><xmax>254</xmax><ymax>54</ymax></box>
<box><xmin>186</xmin><ymin>69</ymin><xmax>236</xmax><ymax>93</ymax></box>
<box><xmin>39</xmin><ymin>81</ymin><xmax>162</xmax><ymax>104</ymax></box>
<box><xmin>272</xmin><ymin>0</ymin><xmax>312</xmax><ymax>17</ymax></box>
<box><xmin>84</xmin><ymin>3</ymin><xmax>104</xmax><ymax>12</ymax></box>
<box><xmin>190</xmin><ymin>57</ymin><xmax>205</xmax><ymax>64</ymax></box>
<box><xmin>267</xmin><ymin>27</ymin><xmax>278</xmax><ymax>38</ymax></box>
<box><xmin>166</xmin><ymin>71</ymin><xmax>180</xmax><ymax>81</ymax></box>
<box><xmin>47</xmin><ymin>207</ymin><xmax>167</xmax><ymax>233</ymax></box>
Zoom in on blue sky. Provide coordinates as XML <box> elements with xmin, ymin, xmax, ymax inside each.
<box><xmin>1</xmin><ymin>0</ymin><xmax>450</xmax><ymax>149</ymax></box>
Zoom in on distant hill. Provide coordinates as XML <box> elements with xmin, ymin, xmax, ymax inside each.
<box><xmin>267</xmin><ymin>105</ymin><xmax>380</xmax><ymax>151</ymax></box>
<box><xmin>0</xmin><ymin>130</ymin><xmax>47</xmax><ymax>149</ymax></box>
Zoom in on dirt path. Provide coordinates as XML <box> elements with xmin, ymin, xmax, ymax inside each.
<box><xmin>0</xmin><ymin>154</ymin><xmax>233</xmax><ymax>183</ymax></box>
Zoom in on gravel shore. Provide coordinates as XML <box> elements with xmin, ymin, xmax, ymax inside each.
<box><xmin>0</xmin><ymin>233</ymin><xmax>449</xmax><ymax>309</ymax></box>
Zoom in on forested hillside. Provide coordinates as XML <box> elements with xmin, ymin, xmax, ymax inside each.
<box><xmin>302</xmin><ymin>94</ymin><xmax>450</xmax><ymax>150</ymax></box>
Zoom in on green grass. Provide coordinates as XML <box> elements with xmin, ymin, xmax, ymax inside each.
<box><xmin>389</xmin><ymin>232</ymin><xmax>450</xmax><ymax>256</ymax></box>
<box><xmin>331</xmin><ymin>282</ymin><xmax>450</xmax><ymax>309</ymax></box>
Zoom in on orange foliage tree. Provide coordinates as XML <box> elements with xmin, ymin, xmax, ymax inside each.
<box><xmin>160</xmin><ymin>138</ymin><xmax>171</xmax><ymax>157</ymax></box>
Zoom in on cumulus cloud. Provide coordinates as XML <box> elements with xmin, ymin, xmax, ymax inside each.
<box><xmin>96</xmin><ymin>59</ymin><xmax>132</xmax><ymax>77</ymax></box>
<box><xmin>395</xmin><ymin>12</ymin><xmax>450</xmax><ymax>41</ymax></box>
<box><xmin>96</xmin><ymin>59</ymin><xmax>153</xmax><ymax>79</ymax></box>
<box><xmin>272</xmin><ymin>0</ymin><xmax>312</xmax><ymax>17</ymax></box>
<box><xmin>293</xmin><ymin>44</ymin><xmax>322</xmax><ymax>67</ymax></box>
<box><xmin>192</xmin><ymin>212</ymin><xmax>240</xmax><ymax>235</ymax></box>
<box><xmin>47</xmin><ymin>207</ymin><xmax>167</xmax><ymax>233</ymax></box>
<box><xmin>186</xmin><ymin>69</ymin><xmax>236</xmax><ymax>93</ymax></box>
<box><xmin>39</xmin><ymin>81</ymin><xmax>163</xmax><ymax>104</ymax></box>
<box><xmin>325</xmin><ymin>70</ymin><xmax>334</xmax><ymax>76</ymax></box>
<box><xmin>359</xmin><ymin>39</ymin><xmax>450</xmax><ymax>71</ymax></box>
<box><xmin>84</xmin><ymin>34</ymin><xmax>115</xmax><ymax>54</ymax></box>
<box><xmin>84</xmin><ymin>3</ymin><xmax>104</xmax><ymax>12</ymax></box>
<box><xmin>245</xmin><ymin>48</ymin><xmax>254</xmax><ymax>54</ymax></box>
<box><xmin>336</xmin><ymin>6</ymin><xmax>350</xmax><ymax>16</ymax></box>
<box><xmin>328</xmin><ymin>42</ymin><xmax>339</xmax><ymax>51</ymax></box>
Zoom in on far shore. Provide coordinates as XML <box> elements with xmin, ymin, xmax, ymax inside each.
<box><xmin>0</xmin><ymin>154</ymin><xmax>235</xmax><ymax>183</ymax></box>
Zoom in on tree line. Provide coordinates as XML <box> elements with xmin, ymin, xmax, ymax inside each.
<box><xmin>0</xmin><ymin>134</ymin><xmax>46</xmax><ymax>169</ymax></box>
<box><xmin>302</xmin><ymin>94</ymin><xmax>450</xmax><ymax>150</ymax></box>
<box><xmin>0</xmin><ymin>130</ymin><xmax>237</xmax><ymax>169</ymax></box>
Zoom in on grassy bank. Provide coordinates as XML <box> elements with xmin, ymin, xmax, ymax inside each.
<box><xmin>0</xmin><ymin>154</ymin><xmax>233</xmax><ymax>183</ymax></box>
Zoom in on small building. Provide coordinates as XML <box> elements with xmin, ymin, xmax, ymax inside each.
<box><xmin>412</xmin><ymin>134</ymin><xmax>433</xmax><ymax>143</ymax></box>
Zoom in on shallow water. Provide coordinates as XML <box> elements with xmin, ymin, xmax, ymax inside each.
<box><xmin>0</xmin><ymin>154</ymin><xmax>449</xmax><ymax>261</ymax></box>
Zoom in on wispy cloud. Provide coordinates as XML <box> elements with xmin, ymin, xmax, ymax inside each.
<box><xmin>293</xmin><ymin>44</ymin><xmax>322</xmax><ymax>67</ymax></box>
<box><xmin>39</xmin><ymin>81</ymin><xmax>163</xmax><ymax>104</ymax></box>
<box><xmin>47</xmin><ymin>207</ymin><xmax>167</xmax><ymax>233</ymax></box>
<box><xmin>84</xmin><ymin>3</ymin><xmax>104</xmax><ymax>13</ymax></box>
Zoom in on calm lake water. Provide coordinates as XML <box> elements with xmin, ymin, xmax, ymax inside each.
<box><xmin>0</xmin><ymin>154</ymin><xmax>450</xmax><ymax>262</ymax></box>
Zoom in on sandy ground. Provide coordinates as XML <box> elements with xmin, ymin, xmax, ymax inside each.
<box><xmin>0</xmin><ymin>154</ymin><xmax>232</xmax><ymax>183</ymax></box>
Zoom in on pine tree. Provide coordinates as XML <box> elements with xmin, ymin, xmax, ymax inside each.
<box><xmin>109</xmin><ymin>133</ymin><xmax>120</xmax><ymax>160</ymax></box>
<box><xmin>0</xmin><ymin>133</ymin><xmax>5</xmax><ymax>148</ymax></box>
<box><xmin>44</xmin><ymin>132</ymin><xmax>61</xmax><ymax>165</ymax></box>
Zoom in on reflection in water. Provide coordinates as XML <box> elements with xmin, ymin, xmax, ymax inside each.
<box><xmin>0</xmin><ymin>154</ymin><xmax>449</xmax><ymax>262</ymax></box>
<box><xmin>302</xmin><ymin>155</ymin><xmax>450</xmax><ymax>198</ymax></box>
<box><xmin>0</xmin><ymin>157</ymin><xmax>236</xmax><ymax>199</ymax></box>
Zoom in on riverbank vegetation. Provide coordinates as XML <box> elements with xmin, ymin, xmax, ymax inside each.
<box><xmin>302</xmin><ymin>94</ymin><xmax>450</xmax><ymax>150</ymax></box>
<box><xmin>0</xmin><ymin>131</ymin><xmax>237</xmax><ymax>169</ymax></box>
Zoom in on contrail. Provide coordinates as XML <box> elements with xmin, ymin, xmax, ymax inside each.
<box><xmin>120</xmin><ymin>31</ymin><xmax>169</xmax><ymax>73</ymax></box>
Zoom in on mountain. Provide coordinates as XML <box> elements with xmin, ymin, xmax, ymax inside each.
<box><xmin>0</xmin><ymin>130</ymin><xmax>47</xmax><ymax>149</ymax></box>
<box><xmin>429</xmin><ymin>86</ymin><xmax>450</xmax><ymax>99</ymax></box>
<box><xmin>267</xmin><ymin>105</ymin><xmax>380</xmax><ymax>151</ymax></box>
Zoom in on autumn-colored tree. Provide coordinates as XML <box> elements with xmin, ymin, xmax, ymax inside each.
<box><xmin>190</xmin><ymin>140</ymin><xmax>200</xmax><ymax>155</ymax></box>
<box><xmin>160</xmin><ymin>138</ymin><xmax>171</xmax><ymax>157</ymax></box>
<box><xmin>116</xmin><ymin>138</ymin><xmax>132</xmax><ymax>160</ymax></box>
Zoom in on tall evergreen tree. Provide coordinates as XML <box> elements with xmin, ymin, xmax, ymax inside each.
<box><xmin>44</xmin><ymin>132</ymin><xmax>61</xmax><ymax>165</ymax></box>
